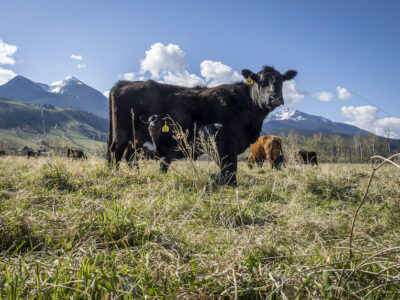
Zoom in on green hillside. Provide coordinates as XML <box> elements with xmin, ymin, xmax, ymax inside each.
<box><xmin>0</xmin><ymin>97</ymin><xmax>108</xmax><ymax>154</ymax></box>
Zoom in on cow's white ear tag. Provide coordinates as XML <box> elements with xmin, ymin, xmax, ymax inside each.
<box><xmin>162</xmin><ymin>121</ymin><xmax>170</xmax><ymax>132</ymax></box>
<box><xmin>246</xmin><ymin>76</ymin><xmax>254</xmax><ymax>85</ymax></box>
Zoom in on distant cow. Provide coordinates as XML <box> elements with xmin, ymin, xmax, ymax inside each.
<box><xmin>67</xmin><ymin>148</ymin><xmax>87</xmax><ymax>159</ymax></box>
<box><xmin>147</xmin><ymin>114</ymin><xmax>222</xmax><ymax>171</ymax></box>
<box><xmin>27</xmin><ymin>150</ymin><xmax>41</xmax><ymax>159</ymax></box>
<box><xmin>0</xmin><ymin>150</ymin><xmax>5</xmax><ymax>156</ymax></box>
<box><xmin>246</xmin><ymin>135</ymin><xmax>285</xmax><ymax>169</ymax></box>
<box><xmin>298</xmin><ymin>151</ymin><xmax>318</xmax><ymax>166</ymax></box>
<box><xmin>107</xmin><ymin>65</ymin><xmax>297</xmax><ymax>185</ymax></box>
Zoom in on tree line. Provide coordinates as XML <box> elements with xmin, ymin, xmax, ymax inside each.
<box><xmin>280</xmin><ymin>131</ymin><xmax>398</xmax><ymax>163</ymax></box>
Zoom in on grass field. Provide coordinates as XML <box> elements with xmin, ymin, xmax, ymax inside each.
<box><xmin>0</xmin><ymin>156</ymin><xmax>399</xmax><ymax>298</ymax></box>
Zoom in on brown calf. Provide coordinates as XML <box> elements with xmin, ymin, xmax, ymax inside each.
<box><xmin>246</xmin><ymin>135</ymin><xmax>284</xmax><ymax>169</ymax></box>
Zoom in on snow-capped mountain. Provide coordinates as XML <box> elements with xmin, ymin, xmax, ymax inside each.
<box><xmin>0</xmin><ymin>76</ymin><xmax>108</xmax><ymax>118</ymax></box>
<box><xmin>263</xmin><ymin>107</ymin><xmax>371</xmax><ymax>137</ymax></box>
<box><xmin>50</xmin><ymin>76</ymin><xmax>84</xmax><ymax>94</ymax></box>
<box><xmin>265</xmin><ymin>107</ymin><xmax>332</xmax><ymax>123</ymax></box>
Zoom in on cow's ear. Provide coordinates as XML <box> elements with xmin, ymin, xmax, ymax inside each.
<box><xmin>242</xmin><ymin>69</ymin><xmax>259</xmax><ymax>82</ymax></box>
<box><xmin>282</xmin><ymin>70</ymin><xmax>297</xmax><ymax>81</ymax></box>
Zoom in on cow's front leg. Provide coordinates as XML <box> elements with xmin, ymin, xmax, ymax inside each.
<box><xmin>219</xmin><ymin>150</ymin><xmax>238</xmax><ymax>186</ymax></box>
<box><xmin>160</xmin><ymin>155</ymin><xmax>172</xmax><ymax>173</ymax></box>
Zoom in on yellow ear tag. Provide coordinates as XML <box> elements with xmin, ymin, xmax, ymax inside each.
<box><xmin>246</xmin><ymin>76</ymin><xmax>254</xmax><ymax>85</ymax></box>
<box><xmin>162</xmin><ymin>121</ymin><xmax>170</xmax><ymax>132</ymax></box>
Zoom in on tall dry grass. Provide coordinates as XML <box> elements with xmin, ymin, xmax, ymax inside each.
<box><xmin>0</xmin><ymin>154</ymin><xmax>399</xmax><ymax>298</ymax></box>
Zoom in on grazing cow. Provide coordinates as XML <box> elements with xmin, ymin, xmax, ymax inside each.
<box><xmin>0</xmin><ymin>150</ymin><xmax>5</xmax><ymax>156</ymax></box>
<box><xmin>67</xmin><ymin>148</ymin><xmax>87</xmax><ymax>159</ymax></box>
<box><xmin>27</xmin><ymin>150</ymin><xmax>41</xmax><ymax>159</ymax></box>
<box><xmin>298</xmin><ymin>150</ymin><xmax>318</xmax><ymax>166</ymax></box>
<box><xmin>107</xmin><ymin>66</ymin><xmax>297</xmax><ymax>185</ymax></box>
<box><xmin>246</xmin><ymin>136</ymin><xmax>285</xmax><ymax>169</ymax></box>
<box><xmin>147</xmin><ymin>114</ymin><xmax>222</xmax><ymax>171</ymax></box>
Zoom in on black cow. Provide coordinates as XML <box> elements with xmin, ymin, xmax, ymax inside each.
<box><xmin>107</xmin><ymin>66</ymin><xmax>297</xmax><ymax>185</ymax></box>
<box><xmin>0</xmin><ymin>150</ymin><xmax>5</xmax><ymax>156</ymax></box>
<box><xmin>298</xmin><ymin>151</ymin><xmax>318</xmax><ymax>166</ymax></box>
<box><xmin>147</xmin><ymin>114</ymin><xmax>222</xmax><ymax>171</ymax></box>
<box><xmin>27</xmin><ymin>150</ymin><xmax>41</xmax><ymax>159</ymax></box>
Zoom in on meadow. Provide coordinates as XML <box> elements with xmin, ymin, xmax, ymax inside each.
<box><xmin>0</xmin><ymin>155</ymin><xmax>399</xmax><ymax>298</ymax></box>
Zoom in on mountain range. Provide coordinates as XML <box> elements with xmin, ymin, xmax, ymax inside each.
<box><xmin>262</xmin><ymin>107</ymin><xmax>372</xmax><ymax>138</ymax></box>
<box><xmin>0</xmin><ymin>75</ymin><xmax>108</xmax><ymax>118</ymax></box>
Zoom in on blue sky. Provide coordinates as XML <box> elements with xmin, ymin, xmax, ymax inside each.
<box><xmin>1</xmin><ymin>0</ymin><xmax>399</xmax><ymax>137</ymax></box>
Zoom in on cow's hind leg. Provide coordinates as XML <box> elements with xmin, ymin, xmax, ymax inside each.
<box><xmin>111</xmin><ymin>138</ymin><xmax>129</xmax><ymax>168</ymax></box>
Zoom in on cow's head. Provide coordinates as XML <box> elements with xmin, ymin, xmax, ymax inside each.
<box><xmin>246</xmin><ymin>156</ymin><xmax>254</xmax><ymax>169</ymax></box>
<box><xmin>242</xmin><ymin>66</ymin><xmax>297</xmax><ymax>109</ymax></box>
<box><xmin>148</xmin><ymin>114</ymin><xmax>162</xmax><ymax>141</ymax></box>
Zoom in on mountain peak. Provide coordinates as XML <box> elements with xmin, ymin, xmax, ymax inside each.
<box><xmin>0</xmin><ymin>75</ymin><xmax>117</xmax><ymax>118</ymax></box>
<box><xmin>50</xmin><ymin>76</ymin><xmax>84</xmax><ymax>93</ymax></box>
<box><xmin>65</xmin><ymin>76</ymin><xmax>83</xmax><ymax>84</ymax></box>
<box><xmin>265</xmin><ymin>108</ymin><xmax>333</xmax><ymax>123</ymax></box>
<box><xmin>6</xmin><ymin>75</ymin><xmax>33</xmax><ymax>84</ymax></box>
<box><xmin>0</xmin><ymin>75</ymin><xmax>49</xmax><ymax>95</ymax></box>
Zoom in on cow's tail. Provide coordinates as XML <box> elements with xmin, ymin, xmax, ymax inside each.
<box><xmin>106</xmin><ymin>88</ymin><xmax>113</xmax><ymax>165</ymax></box>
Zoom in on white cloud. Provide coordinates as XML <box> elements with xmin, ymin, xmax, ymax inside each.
<box><xmin>77</xmin><ymin>63</ymin><xmax>86</xmax><ymax>69</ymax></box>
<box><xmin>316</xmin><ymin>91</ymin><xmax>333</xmax><ymax>102</ymax></box>
<box><xmin>119</xmin><ymin>72</ymin><xmax>145</xmax><ymax>81</ymax></box>
<box><xmin>163</xmin><ymin>70</ymin><xmax>205</xmax><ymax>87</ymax></box>
<box><xmin>140</xmin><ymin>42</ymin><xmax>187</xmax><ymax>79</ymax></box>
<box><xmin>103</xmin><ymin>90</ymin><xmax>110</xmax><ymax>98</ymax></box>
<box><xmin>0</xmin><ymin>40</ymin><xmax>18</xmax><ymax>84</ymax></box>
<box><xmin>374</xmin><ymin>118</ymin><xmax>400</xmax><ymax>138</ymax></box>
<box><xmin>136</xmin><ymin>42</ymin><xmax>205</xmax><ymax>87</ymax></box>
<box><xmin>71</xmin><ymin>54</ymin><xmax>83</xmax><ymax>61</ymax></box>
<box><xmin>283</xmin><ymin>80</ymin><xmax>305</xmax><ymax>106</ymax></box>
<box><xmin>0</xmin><ymin>40</ymin><xmax>17</xmax><ymax>65</ymax></box>
<box><xmin>51</xmin><ymin>80</ymin><xmax>63</xmax><ymax>86</ymax></box>
<box><xmin>200</xmin><ymin>60</ymin><xmax>242</xmax><ymax>87</ymax></box>
<box><xmin>0</xmin><ymin>67</ymin><xmax>16</xmax><ymax>85</ymax></box>
<box><xmin>341</xmin><ymin>105</ymin><xmax>378</xmax><ymax>131</ymax></box>
<box><xmin>341</xmin><ymin>105</ymin><xmax>400</xmax><ymax>138</ymax></box>
<box><xmin>337</xmin><ymin>86</ymin><xmax>352</xmax><ymax>100</ymax></box>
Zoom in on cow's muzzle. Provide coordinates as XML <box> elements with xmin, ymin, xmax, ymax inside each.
<box><xmin>269</xmin><ymin>96</ymin><xmax>284</xmax><ymax>107</ymax></box>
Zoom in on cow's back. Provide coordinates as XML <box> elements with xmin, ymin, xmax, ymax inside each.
<box><xmin>249</xmin><ymin>137</ymin><xmax>267</xmax><ymax>161</ymax></box>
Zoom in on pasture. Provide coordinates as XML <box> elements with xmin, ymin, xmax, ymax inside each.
<box><xmin>0</xmin><ymin>156</ymin><xmax>399</xmax><ymax>298</ymax></box>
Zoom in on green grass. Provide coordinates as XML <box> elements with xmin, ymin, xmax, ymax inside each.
<box><xmin>0</xmin><ymin>156</ymin><xmax>399</xmax><ymax>298</ymax></box>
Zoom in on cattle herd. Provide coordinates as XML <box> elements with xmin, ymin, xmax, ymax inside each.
<box><xmin>0</xmin><ymin>65</ymin><xmax>322</xmax><ymax>184</ymax></box>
